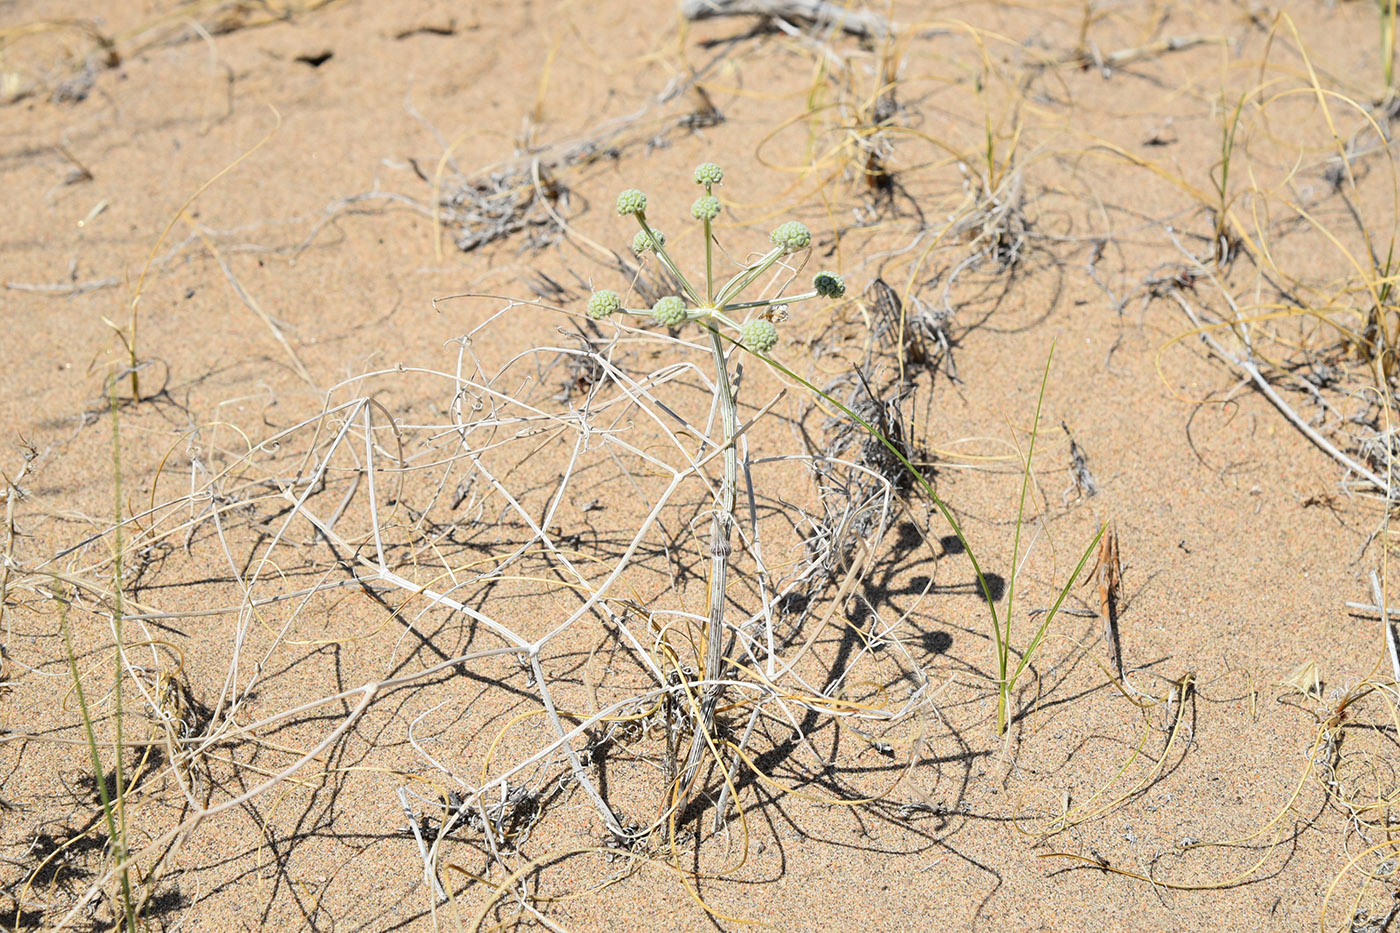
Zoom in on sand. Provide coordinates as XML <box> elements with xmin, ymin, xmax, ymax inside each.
<box><xmin>3</xmin><ymin>0</ymin><xmax>1399</xmax><ymax>929</ymax></box>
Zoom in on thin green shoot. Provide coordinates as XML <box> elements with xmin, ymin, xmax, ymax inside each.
<box><xmin>107</xmin><ymin>392</ymin><xmax>134</xmax><ymax>930</ymax></box>
<box><xmin>1383</xmin><ymin>0</ymin><xmax>1397</xmax><ymax>93</ymax></box>
<box><xmin>60</xmin><ymin>575</ymin><xmax>136</xmax><ymax>933</ymax></box>
<box><xmin>1212</xmin><ymin>91</ymin><xmax>1248</xmax><ymax>264</ymax></box>
<box><xmin>745</xmin><ymin>341</ymin><xmax>1105</xmax><ymax>739</ymax></box>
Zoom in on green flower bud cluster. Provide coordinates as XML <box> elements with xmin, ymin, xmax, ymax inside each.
<box><xmin>769</xmin><ymin>221</ymin><xmax>811</xmax><ymax>254</ymax></box>
<box><xmin>590</xmin><ymin>163</ymin><xmax>846</xmax><ymax>358</ymax></box>
<box><xmin>813</xmin><ymin>271</ymin><xmax>845</xmax><ymax>299</ymax></box>
<box><xmin>740</xmin><ymin>319</ymin><xmax>779</xmax><ymax>353</ymax></box>
<box><xmin>615</xmin><ymin>188</ymin><xmax>647</xmax><ymax>216</ymax></box>
<box><xmin>694</xmin><ymin>162</ymin><xmax>724</xmax><ymax>186</ymax></box>
<box><xmin>691</xmin><ymin>196</ymin><xmax>721</xmax><ymax>222</ymax></box>
<box><xmin>652</xmin><ymin>296</ymin><xmax>687</xmax><ymax>326</ymax></box>
<box><xmin>632</xmin><ymin>228</ymin><xmax>666</xmax><ymax>253</ymax></box>
<box><xmin>588</xmin><ymin>289</ymin><xmax>621</xmax><ymax>320</ymax></box>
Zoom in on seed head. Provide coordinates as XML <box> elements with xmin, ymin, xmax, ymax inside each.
<box><xmin>691</xmin><ymin>195</ymin><xmax>721</xmax><ymax>222</ymax></box>
<box><xmin>632</xmin><ymin>228</ymin><xmax>666</xmax><ymax>254</ymax></box>
<box><xmin>587</xmin><ymin>290</ymin><xmax>622</xmax><ymax>320</ymax></box>
<box><xmin>651</xmin><ymin>296</ymin><xmax>687</xmax><ymax>326</ymax></box>
<box><xmin>615</xmin><ymin>188</ymin><xmax>647</xmax><ymax>216</ymax></box>
<box><xmin>770</xmin><ymin>221</ymin><xmax>811</xmax><ymax>253</ymax></box>
<box><xmin>694</xmin><ymin>162</ymin><xmax>724</xmax><ymax>186</ymax></box>
<box><xmin>740</xmin><ymin>319</ymin><xmax>779</xmax><ymax>353</ymax></box>
<box><xmin>813</xmin><ymin>271</ymin><xmax>846</xmax><ymax>299</ymax></box>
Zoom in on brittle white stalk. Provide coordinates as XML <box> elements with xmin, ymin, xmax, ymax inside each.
<box><xmin>591</xmin><ymin>164</ymin><xmax>846</xmax><ymax>816</ymax></box>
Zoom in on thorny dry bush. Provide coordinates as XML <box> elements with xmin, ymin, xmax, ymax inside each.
<box><xmin>1</xmin><ymin>304</ymin><xmax>950</xmax><ymax>928</ymax></box>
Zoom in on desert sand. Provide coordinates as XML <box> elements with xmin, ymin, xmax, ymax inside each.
<box><xmin>3</xmin><ymin>0</ymin><xmax>1400</xmax><ymax>930</ymax></box>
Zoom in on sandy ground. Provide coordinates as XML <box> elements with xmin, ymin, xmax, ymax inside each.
<box><xmin>3</xmin><ymin>0</ymin><xmax>1400</xmax><ymax>930</ymax></box>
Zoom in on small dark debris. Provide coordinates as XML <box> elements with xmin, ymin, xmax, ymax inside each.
<box><xmin>560</xmin><ymin>331</ymin><xmax>608</xmax><ymax>398</ymax></box>
<box><xmin>1062</xmin><ymin>421</ymin><xmax>1099</xmax><ymax>502</ymax></box>
<box><xmin>1324</xmin><ymin>161</ymin><xmax>1349</xmax><ymax>190</ymax></box>
<box><xmin>394</xmin><ymin>20</ymin><xmax>460</xmax><ymax>39</ymax></box>
<box><xmin>50</xmin><ymin>64</ymin><xmax>97</xmax><ymax>104</ymax></box>
<box><xmin>897</xmin><ymin>801</ymin><xmax>945</xmax><ymax>819</ymax></box>
<box><xmin>294</xmin><ymin>50</ymin><xmax>334</xmax><ymax>68</ymax></box>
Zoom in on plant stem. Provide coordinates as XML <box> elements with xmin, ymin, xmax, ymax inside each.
<box><xmin>637</xmin><ymin>216</ymin><xmax>703</xmax><ymax>306</ymax></box>
<box><xmin>715</xmin><ymin>247</ymin><xmax>784</xmax><ymax>308</ymax></box>
<box><xmin>60</xmin><ymin>596</ymin><xmax>135</xmax><ymax>933</ymax></box>
<box><xmin>996</xmin><ymin>346</ymin><xmax>1053</xmax><ymax>736</ymax></box>
<box><xmin>703</xmin><ymin>183</ymin><xmax>715</xmax><ymax>302</ymax></box>
<box><xmin>675</xmin><ymin>324</ymin><xmax>739</xmax><ymax>812</ymax></box>
<box><xmin>108</xmin><ymin>394</ymin><xmax>136</xmax><ymax>933</ymax></box>
<box><xmin>722</xmin><ymin>290</ymin><xmax>818</xmax><ymax>312</ymax></box>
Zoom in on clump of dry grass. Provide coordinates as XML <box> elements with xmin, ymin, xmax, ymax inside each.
<box><xmin>0</xmin><ymin>2</ymin><xmax>338</xmax><ymax>106</ymax></box>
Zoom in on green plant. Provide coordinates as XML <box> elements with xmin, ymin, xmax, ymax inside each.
<box><xmin>55</xmin><ymin>397</ymin><xmax>136</xmax><ymax>932</ymax></box>
<box><xmin>595</xmin><ymin>165</ymin><xmax>846</xmax><ymax>808</ymax></box>
<box><xmin>1209</xmin><ymin>90</ymin><xmax>1248</xmax><ymax>266</ymax></box>
<box><xmin>757</xmin><ymin>343</ymin><xmax>1104</xmax><ymax>739</ymax></box>
<box><xmin>597</xmin><ymin>167</ymin><xmax>1102</xmax><ymax>759</ymax></box>
<box><xmin>989</xmin><ymin>348</ymin><xmax>1105</xmax><ymax>736</ymax></box>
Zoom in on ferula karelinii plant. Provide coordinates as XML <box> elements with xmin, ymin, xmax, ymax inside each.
<box><xmin>586</xmin><ymin>163</ymin><xmax>847</xmax><ymax>814</ymax></box>
<box><xmin>591</xmin><ymin>164</ymin><xmax>843</xmax><ymax>353</ymax></box>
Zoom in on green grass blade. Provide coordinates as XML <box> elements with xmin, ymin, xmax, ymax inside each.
<box><xmin>1003</xmin><ymin>343</ymin><xmax>1055</xmax><ymax>677</ymax></box>
<box><xmin>107</xmin><ymin>394</ymin><xmax>137</xmax><ymax>933</ymax></box>
<box><xmin>739</xmin><ymin>344</ymin><xmax>1003</xmax><ymax>639</ymax></box>
<box><xmin>60</xmin><ymin>589</ymin><xmax>136</xmax><ymax>933</ymax></box>
<box><xmin>1008</xmin><ymin>522</ymin><xmax>1107</xmax><ymax>688</ymax></box>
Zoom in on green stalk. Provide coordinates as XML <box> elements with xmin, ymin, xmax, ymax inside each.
<box><xmin>1385</xmin><ymin>0</ymin><xmax>1397</xmax><ymax>90</ymax></box>
<box><xmin>60</xmin><ymin>597</ymin><xmax>134</xmax><ymax>933</ymax></box>
<box><xmin>675</xmin><ymin>322</ymin><xmax>739</xmax><ymax>807</ymax></box>
<box><xmin>744</xmin><ymin>343</ymin><xmax>1101</xmax><ymax>738</ymax></box>
<box><xmin>626</xmin><ymin>196</ymin><xmax>741</xmax><ymax>814</ymax></box>
<box><xmin>108</xmin><ymin>394</ymin><xmax>136</xmax><ymax>932</ymax></box>
<box><xmin>996</xmin><ymin>347</ymin><xmax>1053</xmax><ymax>735</ymax></box>
<box><xmin>714</xmin><ymin>247</ymin><xmax>785</xmax><ymax>309</ymax></box>
<box><xmin>722</xmin><ymin>290</ymin><xmax>819</xmax><ymax>312</ymax></box>
<box><xmin>128</xmin><ymin>346</ymin><xmax>140</xmax><ymax>403</ymax></box>
<box><xmin>636</xmin><ymin>215</ymin><xmax>703</xmax><ymax>306</ymax></box>
<box><xmin>704</xmin><ymin>182</ymin><xmax>715</xmax><ymax>302</ymax></box>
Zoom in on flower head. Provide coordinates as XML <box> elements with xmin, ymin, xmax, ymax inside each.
<box><xmin>632</xmin><ymin>228</ymin><xmax>666</xmax><ymax>254</ymax></box>
<box><xmin>770</xmin><ymin>221</ymin><xmax>811</xmax><ymax>253</ymax></box>
<box><xmin>740</xmin><ymin>319</ymin><xmax>779</xmax><ymax>353</ymax></box>
<box><xmin>615</xmin><ymin>188</ymin><xmax>647</xmax><ymax>216</ymax></box>
<box><xmin>691</xmin><ymin>195</ymin><xmax>721</xmax><ymax>222</ymax></box>
<box><xmin>651</xmin><ymin>296</ymin><xmax>687</xmax><ymax>326</ymax></box>
<box><xmin>813</xmin><ymin>271</ymin><xmax>846</xmax><ymax>299</ymax></box>
<box><xmin>587</xmin><ymin>290</ymin><xmax>622</xmax><ymax>320</ymax></box>
<box><xmin>694</xmin><ymin>162</ymin><xmax>724</xmax><ymax>186</ymax></box>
